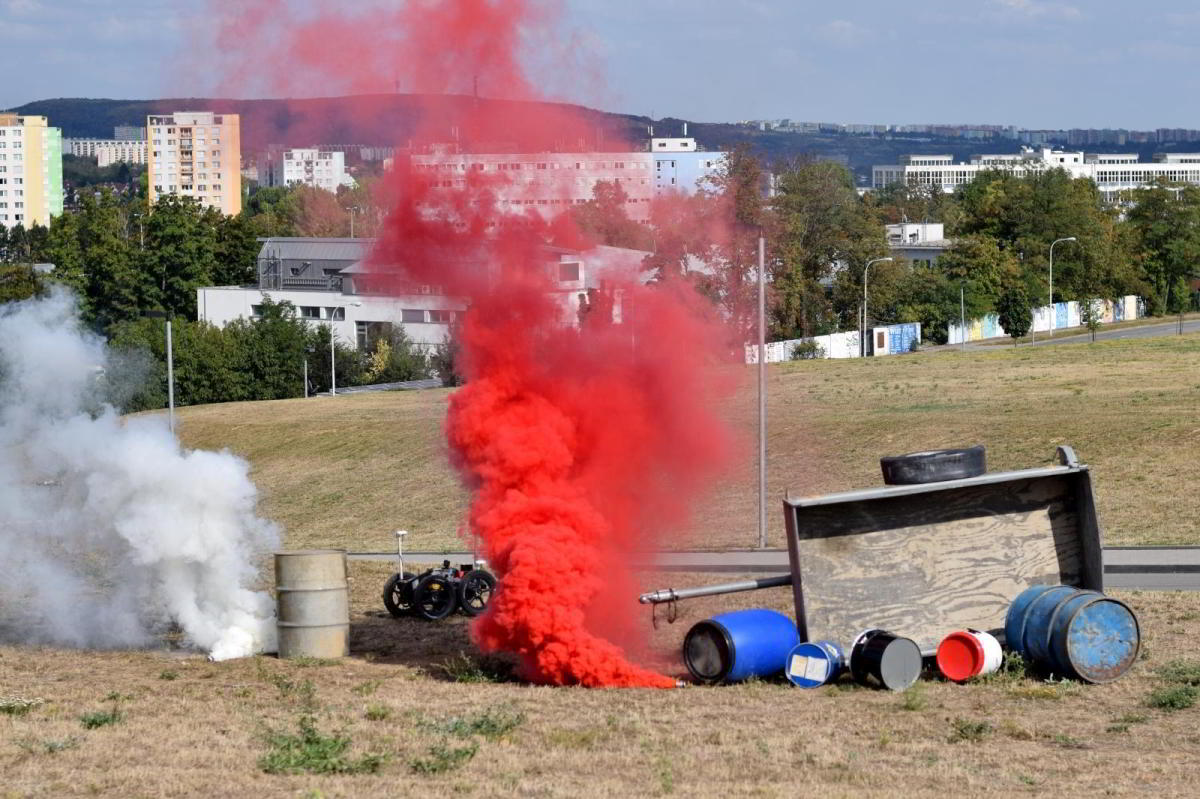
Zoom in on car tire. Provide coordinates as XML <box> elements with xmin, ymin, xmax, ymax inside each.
<box><xmin>880</xmin><ymin>446</ymin><xmax>986</xmax><ymax>485</ymax></box>
<box><xmin>413</xmin><ymin>574</ymin><xmax>458</xmax><ymax>621</ymax></box>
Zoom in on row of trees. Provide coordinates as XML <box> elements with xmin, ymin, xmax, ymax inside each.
<box><xmin>572</xmin><ymin>148</ymin><xmax>1199</xmax><ymax>343</ymax></box>
<box><xmin>110</xmin><ymin>299</ymin><xmax>439</xmax><ymax>411</ymax></box>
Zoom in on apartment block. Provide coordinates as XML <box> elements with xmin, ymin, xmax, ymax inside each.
<box><xmin>147</xmin><ymin>111</ymin><xmax>241</xmax><ymax>215</ymax></box>
<box><xmin>65</xmin><ymin>138</ymin><xmax>149</xmax><ymax>166</ymax></box>
<box><xmin>411</xmin><ymin>138</ymin><xmax>722</xmax><ymax>222</ymax></box>
<box><xmin>263</xmin><ymin>148</ymin><xmax>355</xmax><ymax>193</ymax></box>
<box><xmin>0</xmin><ymin>114</ymin><xmax>63</xmax><ymax>230</ymax></box>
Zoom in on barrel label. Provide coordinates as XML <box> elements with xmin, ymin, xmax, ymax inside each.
<box><xmin>789</xmin><ymin>654</ymin><xmax>829</xmax><ymax>682</ymax></box>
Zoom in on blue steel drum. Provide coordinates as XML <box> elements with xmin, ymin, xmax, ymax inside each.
<box><xmin>786</xmin><ymin>640</ymin><xmax>845</xmax><ymax>688</ymax></box>
<box><xmin>683</xmin><ymin>609</ymin><xmax>799</xmax><ymax>684</ymax></box>
<box><xmin>1049</xmin><ymin>593</ymin><xmax>1140</xmax><ymax>683</ymax></box>
<box><xmin>1016</xmin><ymin>585</ymin><xmax>1082</xmax><ymax>662</ymax></box>
<box><xmin>1005</xmin><ymin>584</ymin><xmax>1059</xmax><ymax>655</ymax></box>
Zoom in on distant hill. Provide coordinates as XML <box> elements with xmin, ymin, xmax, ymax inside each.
<box><xmin>9</xmin><ymin>95</ymin><xmax>1034</xmax><ymax>182</ymax></box>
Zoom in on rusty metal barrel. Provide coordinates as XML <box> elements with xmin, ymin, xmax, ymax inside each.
<box><xmin>275</xmin><ymin>550</ymin><xmax>349</xmax><ymax>659</ymax></box>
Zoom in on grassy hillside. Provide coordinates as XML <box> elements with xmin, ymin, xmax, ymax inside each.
<box><xmin>176</xmin><ymin>333</ymin><xmax>1200</xmax><ymax>552</ymax></box>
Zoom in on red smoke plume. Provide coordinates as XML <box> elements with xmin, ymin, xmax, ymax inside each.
<box><xmin>204</xmin><ymin>0</ymin><xmax>738</xmax><ymax>686</ymax></box>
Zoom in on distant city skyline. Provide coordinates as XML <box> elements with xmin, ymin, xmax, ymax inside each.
<box><xmin>4</xmin><ymin>0</ymin><xmax>1200</xmax><ymax>130</ymax></box>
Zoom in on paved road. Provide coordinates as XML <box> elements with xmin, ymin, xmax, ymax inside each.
<box><xmin>352</xmin><ymin>547</ymin><xmax>1200</xmax><ymax>590</ymax></box>
<box><xmin>1027</xmin><ymin>318</ymin><xmax>1200</xmax><ymax>346</ymax></box>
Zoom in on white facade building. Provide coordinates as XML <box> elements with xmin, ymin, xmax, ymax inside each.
<box><xmin>873</xmin><ymin>147</ymin><xmax>1200</xmax><ymax>201</ymax></box>
<box><xmin>196</xmin><ymin>237</ymin><xmax>619</xmax><ymax>352</ymax></box>
<box><xmin>265</xmin><ymin>148</ymin><xmax>355</xmax><ymax>193</ymax></box>
<box><xmin>65</xmin><ymin>138</ymin><xmax>149</xmax><ymax>166</ymax></box>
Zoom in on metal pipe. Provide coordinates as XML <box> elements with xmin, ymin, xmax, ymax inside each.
<box><xmin>638</xmin><ymin>573</ymin><xmax>793</xmax><ymax>605</ymax></box>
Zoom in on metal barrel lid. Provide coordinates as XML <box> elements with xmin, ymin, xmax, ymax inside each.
<box><xmin>1054</xmin><ymin>595</ymin><xmax>1140</xmax><ymax>684</ymax></box>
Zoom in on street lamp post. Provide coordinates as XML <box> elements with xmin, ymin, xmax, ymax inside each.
<box><xmin>349</xmin><ymin>206</ymin><xmax>360</xmax><ymax>238</ymax></box>
<box><xmin>329</xmin><ymin>302</ymin><xmax>362</xmax><ymax>396</ymax></box>
<box><xmin>143</xmin><ymin>310</ymin><xmax>174</xmax><ymax>432</ymax></box>
<box><xmin>861</xmin><ymin>257</ymin><xmax>894</xmax><ymax>357</ymax></box>
<box><xmin>1048</xmin><ymin>237</ymin><xmax>1077</xmax><ymax>338</ymax></box>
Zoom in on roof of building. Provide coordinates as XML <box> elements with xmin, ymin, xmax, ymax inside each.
<box><xmin>256</xmin><ymin>237</ymin><xmax>375</xmax><ymax>262</ymax></box>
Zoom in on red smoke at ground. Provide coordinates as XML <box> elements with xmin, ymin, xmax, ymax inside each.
<box><xmin>204</xmin><ymin>0</ymin><xmax>739</xmax><ymax>686</ymax></box>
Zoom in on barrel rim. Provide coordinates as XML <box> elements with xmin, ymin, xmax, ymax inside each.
<box><xmin>274</xmin><ymin>549</ymin><xmax>349</xmax><ymax>556</ymax></box>
<box><xmin>1058</xmin><ymin>595</ymin><xmax>1141</xmax><ymax>684</ymax></box>
<box><xmin>684</xmin><ymin>620</ymin><xmax>735</xmax><ymax>684</ymax></box>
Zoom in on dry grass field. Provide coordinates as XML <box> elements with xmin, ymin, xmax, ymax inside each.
<box><xmin>4</xmin><ymin>560</ymin><xmax>1200</xmax><ymax>798</ymax></box>
<box><xmin>175</xmin><ymin>332</ymin><xmax>1200</xmax><ymax>552</ymax></box>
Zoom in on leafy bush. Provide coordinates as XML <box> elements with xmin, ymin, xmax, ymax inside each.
<box><xmin>1146</xmin><ymin>684</ymin><xmax>1198</xmax><ymax>711</ymax></box>
<box><xmin>259</xmin><ymin>715</ymin><xmax>385</xmax><ymax>775</ymax></box>
<box><xmin>409</xmin><ymin>741</ymin><xmax>478</xmax><ymax>775</ymax></box>
<box><xmin>790</xmin><ymin>340</ymin><xmax>825</xmax><ymax>360</ymax></box>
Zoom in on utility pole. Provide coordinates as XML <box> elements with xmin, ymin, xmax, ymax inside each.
<box><xmin>757</xmin><ymin>235</ymin><xmax>767</xmax><ymax>550</ymax></box>
<box><xmin>166</xmin><ymin>319</ymin><xmax>175</xmax><ymax>434</ymax></box>
<box><xmin>960</xmin><ymin>286</ymin><xmax>966</xmax><ymax>352</ymax></box>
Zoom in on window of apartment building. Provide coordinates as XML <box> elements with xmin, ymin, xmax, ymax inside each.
<box><xmin>300</xmin><ymin>306</ymin><xmax>321</xmax><ymax>319</ymax></box>
<box><xmin>401</xmin><ymin>309</ymin><xmax>426</xmax><ymax>323</ymax></box>
<box><xmin>328</xmin><ymin>307</ymin><xmax>346</xmax><ymax>321</ymax></box>
<box><xmin>428</xmin><ymin>309</ymin><xmax>452</xmax><ymax>324</ymax></box>
<box><xmin>14</xmin><ymin>214</ymin><xmax>21</xmax><ymax>222</ymax></box>
<box><xmin>615</xmin><ymin>162</ymin><xmax>624</xmax><ymax>168</ymax></box>
<box><xmin>213</xmin><ymin>184</ymin><xmax>222</xmax><ymax>191</ymax></box>
<box><xmin>559</xmin><ymin>262</ymin><xmax>580</xmax><ymax>282</ymax></box>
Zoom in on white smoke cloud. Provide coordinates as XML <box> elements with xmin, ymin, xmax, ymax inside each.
<box><xmin>0</xmin><ymin>289</ymin><xmax>279</xmax><ymax>660</ymax></box>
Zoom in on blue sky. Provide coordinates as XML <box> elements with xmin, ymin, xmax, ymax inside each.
<box><xmin>3</xmin><ymin>0</ymin><xmax>1200</xmax><ymax>129</ymax></box>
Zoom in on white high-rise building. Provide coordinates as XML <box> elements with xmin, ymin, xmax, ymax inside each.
<box><xmin>147</xmin><ymin>111</ymin><xmax>242</xmax><ymax>215</ymax></box>
<box><xmin>264</xmin><ymin>148</ymin><xmax>355</xmax><ymax>193</ymax></box>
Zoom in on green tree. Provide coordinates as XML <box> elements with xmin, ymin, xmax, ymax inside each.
<box><xmin>696</xmin><ymin>144</ymin><xmax>770</xmax><ymax>333</ymax></box>
<box><xmin>78</xmin><ymin>189</ymin><xmax>140</xmax><ymax>330</ymax></box>
<box><xmin>996</xmin><ymin>280</ymin><xmax>1033</xmax><ymax>345</ymax></box>
<box><xmin>773</xmin><ymin>158</ymin><xmax>887</xmax><ymax>337</ymax></box>
<box><xmin>210</xmin><ymin>210</ymin><xmax>260</xmax><ymax>287</ymax></box>
<box><xmin>140</xmin><ymin>195</ymin><xmax>219</xmax><ymax>319</ymax></box>
<box><xmin>571</xmin><ymin>180</ymin><xmax>654</xmax><ymax>250</ymax></box>
<box><xmin>44</xmin><ymin>211</ymin><xmax>88</xmax><ymax>307</ymax></box>
<box><xmin>243</xmin><ymin>186</ymin><xmax>300</xmax><ymax>237</ymax></box>
<box><xmin>1125</xmin><ymin>181</ymin><xmax>1200</xmax><ymax>315</ymax></box>
<box><xmin>937</xmin><ymin>235</ymin><xmax>1022</xmax><ymax>319</ymax></box>
<box><xmin>0</xmin><ymin>264</ymin><xmax>45</xmax><ymax>303</ymax></box>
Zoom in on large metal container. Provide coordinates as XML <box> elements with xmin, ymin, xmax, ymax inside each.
<box><xmin>275</xmin><ymin>550</ymin><xmax>349</xmax><ymax>659</ymax></box>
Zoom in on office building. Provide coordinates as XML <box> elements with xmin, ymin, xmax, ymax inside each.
<box><xmin>873</xmin><ymin>147</ymin><xmax>1200</xmax><ymax>202</ymax></box>
<box><xmin>0</xmin><ymin>114</ymin><xmax>63</xmax><ymax>230</ymax></box>
<box><xmin>147</xmin><ymin>111</ymin><xmax>242</xmax><ymax>215</ymax></box>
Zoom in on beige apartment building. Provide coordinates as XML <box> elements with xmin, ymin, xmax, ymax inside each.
<box><xmin>0</xmin><ymin>113</ymin><xmax>64</xmax><ymax>230</ymax></box>
<box><xmin>147</xmin><ymin>111</ymin><xmax>241</xmax><ymax>215</ymax></box>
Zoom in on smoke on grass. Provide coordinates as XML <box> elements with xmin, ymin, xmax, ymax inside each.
<box><xmin>0</xmin><ymin>289</ymin><xmax>279</xmax><ymax>660</ymax></box>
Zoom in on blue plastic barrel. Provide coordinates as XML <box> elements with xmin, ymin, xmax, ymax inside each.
<box><xmin>683</xmin><ymin>609</ymin><xmax>799</xmax><ymax>684</ymax></box>
<box><xmin>1005</xmin><ymin>585</ymin><xmax>1140</xmax><ymax>683</ymax></box>
<box><xmin>786</xmin><ymin>640</ymin><xmax>844</xmax><ymax>688</ymax></box>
